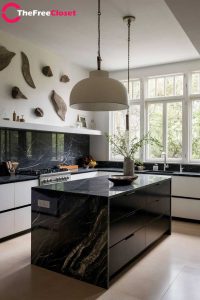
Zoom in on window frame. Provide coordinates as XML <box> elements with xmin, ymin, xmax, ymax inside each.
<box><xmin>109</xmin><ymin>71</ymin><xmax>200</xmax><ymax>164</ymax></box>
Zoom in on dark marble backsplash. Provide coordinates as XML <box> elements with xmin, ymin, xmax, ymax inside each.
<box><xmin>0</xmin><ymin>129</ymin><xmax>89</xmax><ymax>169</ymax></box>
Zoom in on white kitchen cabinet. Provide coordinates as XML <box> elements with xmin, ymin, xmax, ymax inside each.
<box><xmin>0</xmin><ymin>183</ymin><xmax>14</xmax><ymax>212</ymax></box>
<box><xmin>172</xmin><ymin>197</ymin><xmax>200</xmax><ymax>220</ymax></box>
<box><xmin>172</xmin><ymin>176</ymin><xmax>200</xmax><ymax>198</ymax></box>
<box><xmin>0</xmin><ymin>211</ymin><xmax>14</xmax><ymax>239</ymax></box>
<box><xmin>171</xmin><ymin>176</ymin><xmax>200</xmax><ymax>220</ymax></box>
<box><xmin>14</xmin><ymin>206</ymin><xmax>31</xmax><ymax>233</ymax></box>
<box><xmin>0</xmin><ymin>179</ymin><xmax>39</xmax><ymax>240</ymax></box>
<box><xmin>70</xmin><ymin>172</ymin><xmax>98</xmax><ymax>181</ymax></box>
<box><xmin>15</xmin><ymin>180</ymin><xmax>38</xmax><ymax>207</ymax></box>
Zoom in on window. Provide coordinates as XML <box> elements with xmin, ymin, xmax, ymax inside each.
<box><xmin>147</xmin><ymin>103</ymin><xmax>163</xmax><ymax>159</ymax></box>
<box><xmin>147</xmin><ymin>74</ymin><xmax>183</xmax><ymax>98</ymax></box>
<box><xmin>123</xmin><ymin>79</ymin><xmax>141</xmax><ymax>100</ymax></box>
<box><xmin>191</xmin><ymin>72</ymin><xmax>200</xmax><ymax>95</ymax></box>
<box><xmin>191</xmin><ymin>100</ymin><xmax>200</xmax><ymax>160</ymax></box>
<box><xmin>109</xmin><ymin>70</ymin><xmax>200</xmax><ymax>163</ymax></box>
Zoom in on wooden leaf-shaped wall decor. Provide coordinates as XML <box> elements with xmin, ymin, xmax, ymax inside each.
<box><xmin>42</xmin><ymin>66</ymin><xmax>53</xmax><ymax>77</ymax></box>
<box><xmin>60</xmin><ymin>75</ymin><xmax>70</xmax><ymax>83</ymax></box>
<box><xmin>0</xmin><ymin>46</ymin><xmax>16</xmax><ymax>71</ymax></box>
<box><xmin>21</xmin><ymin>52</ymin><xmax>36</xmax><ymax>88</ymax></box>
<box><xmin>34</xmin><ymin>107</ymin><xmax>44</xmax><ymax>117</ymax></box>
<box><xmin>12</xmin><ymin>87</ymin><xmax>27</xmax><ymax>99</ymax></box>
<box><xmin>51</xmin><ymin>90</ymin><xmax>67</xmax><ymax>121</ymax></box>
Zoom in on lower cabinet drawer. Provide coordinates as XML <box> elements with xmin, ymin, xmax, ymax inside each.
<box><xmin>146</xmin><ymin>216</ymin><xmax>170</xmax><ymax>247</ymax></box>
<box><xmin>14</xmin><ymin>206</ymin><xmax>31</xmax><ymax>233</ymax></box>
<box><xmin>109</xmin><ymin>227</ymin><xmax>145</xmax><ymax>276</ymax></box>
<box><xmin>110</xmin><ymin>210</ymin><xmax>147</xmax><ymax>247</ymax></box>
<box><xmin>0</xmin><ymin>211</ymin><xmax>14</xmax><ymax>239</ymax></box>
<box><xmin>172</xmin><ymin>197</ymin><xmax>200</xmax><ymax>220</ymax></box>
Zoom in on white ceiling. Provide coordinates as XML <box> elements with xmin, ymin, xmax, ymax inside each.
<box><xmin>0</xmin><ymin>0</ymin><xmax>199</xmax><ymax>71</ymax></box>
<box><xmin>165</xmin><ymin>0</ymin><xmax>200</xmax><ymax>54</ymax></box>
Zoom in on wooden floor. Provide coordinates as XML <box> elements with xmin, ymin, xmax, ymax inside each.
<box><xmin>0</xmin><ymin>220</ymin><xmax>200</xmax><ymax>300</ymax></box>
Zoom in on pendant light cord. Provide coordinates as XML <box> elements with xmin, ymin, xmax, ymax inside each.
<box><xmin>97</xmin><ymin>0</ymin><xmax>102</xmax><ymax>70</ymax></box>
<box><xmin>127</xmin><ymin>18</ymin><xmax>131</xmax><ymax>94</ymax></box>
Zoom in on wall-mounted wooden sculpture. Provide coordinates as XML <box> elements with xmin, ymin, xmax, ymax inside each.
<box><xmin>42</xmin><ymin>66</ymin><xmax>53</xmax><ymax>77</ymax></box>
<box><xmin>0</xmin><ymin>46</ymin><xmax>16</xmax><ymax>71</ymax></box>
<box><xmin>12</xmin><ymin>87</ymin><xmax>27</xmax><ymax>99</ymax></box>
<box><xmin>60</xmin><ymin>75</ymin><xmax>70</xmax><ymax>83</ymax></box>
<box><xmin>21</xmin><ymin>52</ymin><xmax>36</xmax><ymax>88</ymax></box>
<box><xmin>34</xmin><ymin>107</ymin><xmax>44</xmax><ymax>117</ymax></box>
<box><xmin>51</xmin><ymin>90</ymin><xmax>67</xmax><ymax>121</ymax></box>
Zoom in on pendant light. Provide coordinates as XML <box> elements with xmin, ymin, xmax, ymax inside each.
<box><xmin>123</xmin><ymin>16</ymin><xmax>135</xmax><ymax>131</ymax></box>
<box><xmin>70</xmin><ymin>0</ymin><xmax>128</xmax><ymax>111</ymax></box>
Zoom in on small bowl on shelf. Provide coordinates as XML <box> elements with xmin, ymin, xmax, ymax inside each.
<box><xmin>108</xmin><ymin>175</ymin><xmax>138</xmax><ymax>186</ymax></box>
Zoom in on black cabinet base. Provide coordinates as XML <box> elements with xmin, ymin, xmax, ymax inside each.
<box><xmin>0</xmin><ymin>229</ymin><xmax>31</xmax><ymax>243</ymax></box>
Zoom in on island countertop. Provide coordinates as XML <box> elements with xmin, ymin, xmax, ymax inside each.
<box><xmin>33</xmin><ymin>174</ymin><xmax>171</xmax><ymax>198</ymax></box>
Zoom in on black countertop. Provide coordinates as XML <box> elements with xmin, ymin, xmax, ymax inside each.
<box><xmin>1</xmin><ymin>167</ymin><xmax>200</xmax><ymax>185</ymax></box>
<box><xmin>0</xmin><ymin>175</ymin><xmax>38</xmax><ymax>185</ymax></box>
<box><xmin>71</xmin><ymin>168</ymin><xmax>200</xmax><ymax>177</ymax></box>
<box><xmin>33</xmin><ymin>174</ymin><xmax>171</xmax><ymax>199</ymax></box>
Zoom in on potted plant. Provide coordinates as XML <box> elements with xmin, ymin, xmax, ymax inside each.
<box><xmin>106</xmin><ymin>132</ymin><xmax>160</xmax><ymax>176</ymax></box>
<box><xmin>134</xmin><ymin>159</ymin><xmax>144</xmax><ymax>171</ymax></box>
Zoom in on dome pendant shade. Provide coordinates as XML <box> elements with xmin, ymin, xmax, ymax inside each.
<box><xmin>70</xmin><ymin>70</ymin><xmax>128</xmax><ymax>111</ymax></box>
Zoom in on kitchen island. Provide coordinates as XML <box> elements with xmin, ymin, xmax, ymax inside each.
<box><xmin>31</xmin><ymin>174</ymin><xmax>171</xmax><ymax>288</ymax></box>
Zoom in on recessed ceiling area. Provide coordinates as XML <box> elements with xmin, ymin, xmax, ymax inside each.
<box><xmin>0</xmin><ymin>0</ymin><xmax>199</xmax><ymax>71</ymax></box>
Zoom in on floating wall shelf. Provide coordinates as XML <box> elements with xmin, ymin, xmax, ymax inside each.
<box><xmin>0</xmin><ymin>120</ymin><xmax>102</xmax><ymax>136</ymax></box>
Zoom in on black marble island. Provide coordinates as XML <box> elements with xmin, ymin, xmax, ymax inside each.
<box><xmin>31</xmin><ymin>174</ymin><xmax>171</xmax><ymax>288</ymax></box>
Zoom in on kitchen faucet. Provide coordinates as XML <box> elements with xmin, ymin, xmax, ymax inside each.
<box><xmin>161</xmin><ymin>152</ymin><xmax>168</xmax><ymax>171</ymax></box>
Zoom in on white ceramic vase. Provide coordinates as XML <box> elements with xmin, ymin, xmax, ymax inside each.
<box><xmin>123</xmin><ymin>157</ymin><xmax>134</xmax><ymax>176</ymax></box>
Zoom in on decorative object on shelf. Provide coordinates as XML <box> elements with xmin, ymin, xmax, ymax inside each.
<box><xmin>13</xmin><ymin>111</ymin><xmax>16</xmax><ymax>121</ymax></box>
<box><xmin>20</xmin><ymin>115</ymin><xmax>25</xmax><ymax>122</ymax></box>
<box><xmin>0</xmin><ymin>46</ymin><xmax>16</xmax><ymax>71</ymax></box>
<box><xmin>51</xmin><ymin>90</ymin><xmax>67</xmax><ymax>121</ymax></box>
<box><xmin>3</xmin><ymin>118</ymin><xmax>10</xmax><ymax>121</ymax></box>
<box><xmin>75</xmin><ymin>115</ymin><xmax>82</xmax><ymax>128</ymax></box>
<box><xmin>34</xmin><ymin>107</ymin><xmax>44</xmax><ymax>117</ymax></box>
<box><xmin>16</xmin><ymin>115</ymin><xmax>20</xmax><ymax>122</ymax></box>
<box><xmin>106</xmin><ymin>132</ymin><xmax>161</xmax><ymax>176</ymax></box>
<box><xmin>60</xmin><ymin>75</ymin><xmax>70</xmax><ymax>83</ymax></box>
<box><xmin>12</xmin><ymin>86</ymin><xmax>27</xmax><ymax>99</ymax></box>
<box><xmin>69</xmin><ymin>0</ymin><xmax>128</xmax><ymax>111</ymax></box>
<box><xmin>108</xmin><ymin>175</ymin><xmax>138</xmax><ymax>186</ymax></box>
<box><xmin>5</xmin><ymin>161</ymin><xmax>19</xmax><ymax>176</ymax></box>
<box><xmin>42</xmin><ymin>66</ymin><xmax>53</xmax><ymax>77</ymax></box>
<box><xmin>21</xmin><ymin>51</ymin><xmax>36</xmax><ymax>88</ymax></box>
<box><xmin>90</xmin><ymin>119</ymin><xmax>96</xmax><ymax>129</ymax></box>
<box><xmin>80</xmin><ymin>116</ymin><xmax>87</xmax><ymax>128</ymax></box>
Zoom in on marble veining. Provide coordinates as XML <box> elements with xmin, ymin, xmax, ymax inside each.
<box><xmin>0</xmin><ymin>128</ymin><xmax>89</xmax><ymax>169</ymax></box>
<box><xmin>31</xmin><ymin>191</ymin><xmax>108</xmax><ymax>288</ymax></box>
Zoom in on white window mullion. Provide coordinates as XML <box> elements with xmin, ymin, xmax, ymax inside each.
<box><xmin>182</xmin><ymin>74</ymin><xmax>189</xmax><ymax>164</ymax></box>
<box><xmin>140</xmin><ymin>77</ymin><xmax>145</xmax><ymax>161</ymax></box>
<box><xmin>163</xmin><ymin>102</ymin><xmax>167</xmax><ymax>155</ymax></box>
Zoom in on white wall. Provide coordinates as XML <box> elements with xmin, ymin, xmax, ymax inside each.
<box><xmin>90</xmin><ymin>112</ymin><xmax>110</xmax><ymax>161</ymax></box>
<box><xmin>91</xmin><ymin>59</ymin><xmax>200</xmax><ymax>161</ymax></box>
<box><xmin>0</xmin><ymin>30</ymin><xmax>93</xmax><ymax>127</ymax></box>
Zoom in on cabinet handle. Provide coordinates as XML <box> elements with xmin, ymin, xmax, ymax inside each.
<box><xmin>124</xmin><ymin>233</ymin><xmax>135</xmax><ymax>240</ymax></box>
